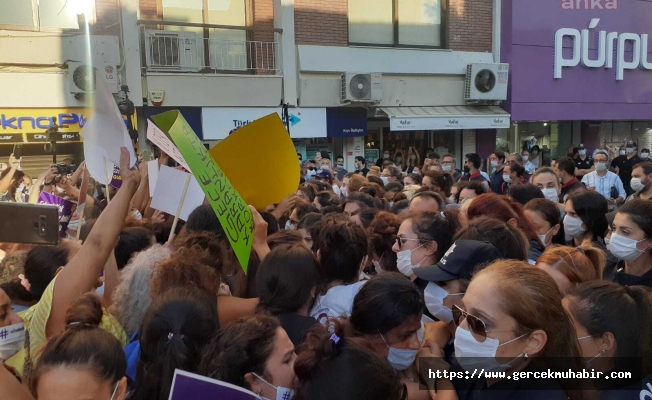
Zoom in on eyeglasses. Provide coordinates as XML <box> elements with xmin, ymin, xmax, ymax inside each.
<box><xmin>452</xmin><ymin>305</ymin><xmax>524</xmax><ymax>343</ymax></box>
<box><xmin>395</xmin><ymin>236</ymin><xmax>420</xmax><ymax>250</ymax></box>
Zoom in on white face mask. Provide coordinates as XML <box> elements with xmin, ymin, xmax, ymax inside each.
<box><xmin>253</xmin><ymin>373</ymin><xmax>295</xmax><ymax>400</ymax></box>
<box><xmin>285</xmin><ymin>220</ymin><xmax>296</xmax><ymax>231</ymax></box>
<box><xmin>321</xmin><ymin>165</ymin><xmax>330</xmax><ymax>171</ymax></box>
<box><xmin>449</xmin><ymin>196</ymin><xmax>456</xmax><ymax>204</ymax></box>
<box><xmin>383</xmin><ymin>153</ymin><xmax>390</xmax><ymax>159</ymax></box>
<box><xmin>372</xmin><ymin>260</ymin><xmax>384</xmax><ymax>273</ymax></box>
<box><xmin>442</xmin><ymin>165</ymin><xmax>452</xmax><ymax>172</ymax></box>
<box><xmin>641</xmin><ymin>153</ymin><xmax>650</xmax><ymax>160</ymax></box>
<box><xmin>608</xmin><ymin>233</ymin><xmax>648</xmax><ymax>262</ymax></box>
<box><xmin>563</xmin><ymin>215</ymin><xmax>586</xmax><ymax>239</ymax></box>
<box><xmin>396</xmin><ymin>244</ymin><xmax>427</xmax><ymax>277</ymax></box>
<box><xmin>306</xmin><ymin>170</ymin><xmax>316</xmax><ymax>179</ymax></box>
<box><xmin>579</xmin><ymin>150</ymin><xmax>587</xmax><ymax>156</ymax></box>
<box><xmin>454</xmin><ymin>326</ymin><xmax>527</xmax><ymax>373</ymax></box>
<box><xmin>424</xmin><ymin>282</ymin><xmax>463</xmax><ymax>323</ymax></box>
<box><xmin>502</xmin><ymin>174</ymin><xmax>512</xmax><ymax>184</ymax></box>
<box><xmin>522</xmin><ymin>155</ymin><xmax>529</xmax><ymax>162</ymax></box>
<box><xmin>67</xmin><ymin>218</ymin><xmax>81</xmax><ymax>231</ymax></box>
<box><xmin>541</xmin><ymin>188</ymin><xmax>559</xmax><ymax>203</ymax></box>
<box><xmin>131</xmin><ymin>209</ymin><xmax>143</xmax><ymax>220</ymax></box>
<box><xmin>631</xmin><ymin>178</ymin><xmax>645</xmax><ymax>193</ymax></box>
<box><xmin>627</xmin><ymin>148</ymin><xmax>634</xmax><ymax>154</ymax></box>
<box><xmin>341</xmin><ymin>187</ymin><xmax>349</xmax><ymax>197</ymax></box>
<box><xmin>380</xmin><ymin>176</ymin><xmax>389</xmax><ymax>185</ymax></box>
<box><xmin>0</xmin><ymin>322</ymin><xmax>25</xmax><ymax>362</ymax></box>
<box><xmin>381</xmin><ymin>324</ymin><xmax>424</xmax><ymax>370</ymax></box>
<box><xmin>490</xmin><ymin>160</ymin><xmax>499</xmax><ymax>167</ymax></box>
<box><xmin>537</xmin><ymin>226</ymin><xmax>556</xmax><ymax>248</ymax></box>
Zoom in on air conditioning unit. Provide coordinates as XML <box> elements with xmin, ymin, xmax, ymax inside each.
<box><xmin>464</xmin><ymin>63</ymin><xmax>509</xmax><ymax>103</ymax></box>
<box><xmin>144</xmin><ymin>30</ymin><xmax>201</xmax><ymax>72</ymax></box>
<box><xmin>68</xmin><ymin>62</ymin><xmax>119</xmax><ymax>94</ymax></box>
<box><xmin>341</xmin><ymin>73</ymin><xmax>382</xmax><ymax>103</ymax></box>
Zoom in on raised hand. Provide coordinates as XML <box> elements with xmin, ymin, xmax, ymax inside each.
<box><xmin>119</xmin><ymin>147</ymin><xmax>141</xmax><ymax>190</ymax></box>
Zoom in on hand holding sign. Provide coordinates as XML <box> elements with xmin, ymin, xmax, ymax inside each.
<box><xmin>150</xmin><ymin>112</ymin><xmax>253</xmax><ymax>272</ymax></box>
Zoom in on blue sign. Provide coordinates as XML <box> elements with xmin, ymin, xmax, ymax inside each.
<box><xmin>145</xmin><ymin>107</ymin><xmax>204</xmax><ymax>140</ymax></box>
<box><xmin>326</xmin><ymin>108</ymin><xmax>367</xmax><ymax>138</ymax></box>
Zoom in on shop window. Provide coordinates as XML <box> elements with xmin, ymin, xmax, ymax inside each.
<box><xmin>0</xmin><ymin>0</ymin><xmax>94</xmax><ymax>31</ymax></box>
<box><xmin>349</xmin><ymin>0</ymin><xmax>443</xmax><ymax>48</ymax></box>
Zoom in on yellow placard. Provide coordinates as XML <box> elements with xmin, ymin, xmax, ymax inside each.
<box><xmin>209</xmin><ymin>114</ymin><xmax>300</xmax><ymax>210</ymax></box>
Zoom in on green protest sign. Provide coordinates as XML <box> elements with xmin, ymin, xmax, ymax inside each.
<box><xmin>151</xmin><ymin>110</ymin><xmax>253</xmax><ymax>272</ymax></box>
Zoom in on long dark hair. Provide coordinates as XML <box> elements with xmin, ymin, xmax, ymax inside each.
<box><xmin>129</xmin><ymin>287</ymin><xmax>218</xmax><ymax>400</ymax></box>
<box><xmin>199</xmin><ymin>315</ymin><xmax>280</xmax><ymax>390</ymax></box>
<box><xmin>524</xmin><ymin>198</ymin><xmax>565</xmax><ymax>245</ymax></box>
<box><xmin>255</xmin><ymin>244</ymin><xmax>320</xmax><ymax>315</ymax></box>
<box><xmin>408</xmin><ymin>210</ymin><xmax>460</xmax><ymax>263</ymax></box>
<box><xmin>24</xmin><ymin>244</ymin><xmax>70</xmax><ymax>299</ymax></box>
<box><xmin>32</xmin><ymin>294</ymin><xmax>126</xmax><ymax>396</ymax></box>
<box><xmin>567</xmin><ymin>191</ymin><xmax>608</xmax><ymax>241</ymax></box>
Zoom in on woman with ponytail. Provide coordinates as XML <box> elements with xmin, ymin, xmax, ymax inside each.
<box><xmin>564</xmin><ymin>281</ymin><xmax>652</xmax><ymax>395</ymax></box>
<box><xmin>31</xmin><ymin>293</ymin><xmax>127</xmax><ymax>400</ymax></box>
<box><xmin>129</xmin><ymin>287</ymin><xmax>218</xmax><ymax>400</ymax></box>
<box><xmin>293</xmin><ymin>320</ymin><xmax>407</xmax><ymax>400</ymax></box>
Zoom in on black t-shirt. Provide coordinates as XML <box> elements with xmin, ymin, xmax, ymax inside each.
<box><xmin>618</xmin><ymin>155</ymin><xmax>642</xmax><ymax>195</ymax></box>
<box><xmin>604</xmin><ymin>260</ymin><xmax>652</xmax><ymax>288</ymax></box>
<box><xmin>575</xmin><ymin>155</ymin><xmax>594</xmax><ymax>171</ymax></box>
<box><xmin>277</xmin><ymin>313</ymin><xmax>318</xmax><ymax>346</ymax></box>
<box><xmin>355</xmin><ymin>167</ymin><xmax>370</xmax><ymax>177</ymax></box>
<box><xmin>451</xmin><ymin>364</ymin><xmax>568</xmax><ymax>400</ymax></box>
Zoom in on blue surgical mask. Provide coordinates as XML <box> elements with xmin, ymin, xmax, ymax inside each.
<box><xmin>253</xmin><ymin>373</ymin><xmax>295</xmax><ymax>400</ymax></box>
<box><xmin>380</xmin><ymin>324</ymin><xmax>424</xmax><ymax>370</ymax></box>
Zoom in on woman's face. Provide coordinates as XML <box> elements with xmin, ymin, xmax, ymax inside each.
<box><xmin>392</xmin><ymin>219</ymin><xmax>433</xmax><ymax>266</ymax></box>
<box><xmin>524</xmin><ymin>210</ymin><xmax>553</xmax><ymax>237</ymax></box>
<box><xmin>461</xmin><ymin>273</ymin><xmax>536</xmax><ymax>360</ymax></box>
<box><xmin>404</xmin><ymin>176</ymin><xmax>415</xmax><ymax>186</ymax></box>
<box><xmin>298</xmin><ymin>228</ymin><xmax>312</xmax><ymax>249</ymax></box>
<box><xmin>259</xmin><ymin>327</ymin><xmax>297</xmax><ymax>398</ymax></box>
<box><xmin>37</xmin><ymin>369</ymin><xmax>127</xmax><ymax>400</ymax></box>
<box><xmin>535</xmin><ymin>262</ymin><xmax>573</xmax><ymax>295</ymax></box>
<box><xmin>562</xmin><ymin>297</ymin><xmax>612</xmax><ymax>371</ymax></box>
<box><xmin>296</xmin><ymin>189</ymin><xmax>308</xmax><ymax>201</ymax></box>
<box><xmin>565</xmin><ymin>200</ymin><xmax>587</xmax><ymax>233</ymax></box>
<box><xmin>613</xmin><ymin>213</ymin><xmax>649</xmax><ymax>244</ymax></box>
<box><xmin>343</xmin><ymin>202</ymin><xmax>361</xmax><ymax>217</ymax></box>
<box><xmin>371</xmin><ymin>315</ymin><xmax>422</xmax><ymax>359</ymax></box>
<box><xmin>533</xmin><ymin>172</ymin><xmax>560</xmax><ymax>192</ymax></box>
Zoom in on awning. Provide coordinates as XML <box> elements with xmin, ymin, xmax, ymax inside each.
<box><xmin>381</xmin><ymin>106</ymin><xmax>510</xmax><ymax>131</ymax></box>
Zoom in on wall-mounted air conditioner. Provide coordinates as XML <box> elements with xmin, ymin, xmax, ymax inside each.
<box><xmin>341</xmin><ymin>73</ymin><xmax>383</xmax><ymax>103</ymax></box>
<box><xmin>68</xmin><ymin>62</ymin><xmax>119</xmax><ymax>94</ymax></box>
<box><xmin>144</xmin><ymin>30</ymin><xmax>201</xmax><ymax>72</ymax></box>
<box><xmin>464</xmin><ymin>63</ymin><xmax>509</xmax><ymax>103</ymax></box>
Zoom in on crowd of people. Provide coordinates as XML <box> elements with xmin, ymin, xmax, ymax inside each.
<box><xmin>1</xmin><ymin>140</ymin><xmax>652</xmax><ymax>400</ymax></box>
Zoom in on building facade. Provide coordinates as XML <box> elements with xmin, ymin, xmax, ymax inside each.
<box><xmin>0</xmin><ymin>0</ymin><xmax>509</xmax><ymax>173</ymax></box>
<box><xmin>501</xmin><ymin>0</ymin><xmax>652</xmax><ymax>161</ymax></box>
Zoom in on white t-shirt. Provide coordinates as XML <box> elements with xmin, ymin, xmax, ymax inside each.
<box><xmin>310</xmin><ymin>281</ymin><xmax>367</xmax><ymax>325</ymax></box>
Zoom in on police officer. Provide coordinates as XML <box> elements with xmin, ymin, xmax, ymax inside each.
<box><xmin>574</xmin><ymin>143</ymin><xmax>594</xmax><ymax>179</ymax></box>
<box><xmin>613</xmin><ymin>140</ymin><xmax>642</xmax><ymax>196</ymax></box>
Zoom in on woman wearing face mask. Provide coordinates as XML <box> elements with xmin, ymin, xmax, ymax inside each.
<box><xmin>200</xmin><ymin>315</ymin><xmax>297</xmax><ymax>400</ymax></box>
<box><xmin>31</xmin><ymin>294</ymin><xmax>128</xmax><ymax>400</ymax></box>
<box><xmin>392</xmin><ymin>211</ymin><xmax>460</xmax><ymax>281</ymax></box>
<box><xmin>412</xmin><ymin>240</ymin><xmax>502</xmax><ymax>362</ymax></box>
<box><xmin>532</xmin><ymin>167</ymin><xmax>565</xmax><ymax>212</ymax></box>
<box><xmin>523</xmin><ymin>198</ymin><xmax>564</xmax><ymax>247</ymax></box>
<box><xmin>349</xmin><ymin>273</ymin><xmax>428</xmax><ymax>400</ymax></box>
<box><xmin>605</xmin><ymin>200</ymin><xmax>652</xmax><ymax>287</ymax></box>
<box><xmin>368</xmin><ymin>212</ymin><xmax>401</xmax><ymax>274</ymax></box>
<box><xmin>432</xmin><ymin>261</ymin><xmax>585</xmax><ymax>400</ymax></box>
<box><xmin>564</xmin><ymin>281</ymin><xmax>652</xmax><ymax>395</ymax></box>
<box><xmin>535</xmin><ymin>245</ymin><xmax>604</xmax><ymax>295</ymax></box>
<box><xmin>564</xmin><ymin>191</ymin><xmax>619</xmax><ymax>272</ymax></box>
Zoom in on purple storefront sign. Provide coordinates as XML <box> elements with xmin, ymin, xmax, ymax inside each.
<box><xmin>501</xmin><ymin>0</ymin><xmax>652</xmax><ymax>121</ymax></box>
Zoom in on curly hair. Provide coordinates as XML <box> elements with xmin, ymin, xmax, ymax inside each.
<box><xmin>111</xmin><ymin>244</ymin><xmax>171</xmax><ymax>337</ymax></box>
<box><xmin>172</xmin><ymin>231</ymin><xmax>228</xmax><ymax>278</ymax></box>
<box><xmin>150</xmin><ymin>252</ymin><xmax>220</xmax><ymax>299</ymax></box>
<box><xmin>367</xmin><ymin>212</ymin><xmax>401</xmax><ymax>273</ymax></box>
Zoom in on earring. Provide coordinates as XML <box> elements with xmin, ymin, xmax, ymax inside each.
<box><xmin>600</xmin><ymin>349</ymin><xmax>607</xmax><ymax>354</ymax></box>
<box><xmin>524</xmin><ymin>353</ymin><xmax>529</xmax><ymax>358</ymax></box>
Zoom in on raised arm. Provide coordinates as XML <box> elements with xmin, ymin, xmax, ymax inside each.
<box><xmin>46</xmin><ymin>147</ymin><xmax>140</xmax><ymax>338</ymax></box>
<box><xmin>0</xmin><ymin>154</ymin><xmax>20</xmax><ymax>195</ymax></box>
<box><xmin>29</xmin><ymin>165</ymin><xmax>58</xmax><ymax>204</ymax></box>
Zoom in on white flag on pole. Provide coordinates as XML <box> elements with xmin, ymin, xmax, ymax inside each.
<box><xmin>80</xmin><ymin>77</ymin><xmax>136</xmax><ymax>184</ymax></box>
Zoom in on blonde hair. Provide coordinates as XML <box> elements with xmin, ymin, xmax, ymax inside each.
<box><xmin>537</xmin><ymin>242</ymin><xmax>605</xmax><ymax>286</ymax></box>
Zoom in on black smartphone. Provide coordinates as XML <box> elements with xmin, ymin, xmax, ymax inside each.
<box><xmin>12</xmin><ymin>144</ymin><xmax>23</xmax><ymax>159</ymax></box>
<box><xmin>0</xmin><ymin>203</ymin><xmax>59</xmax><ymax>245</ymax></box>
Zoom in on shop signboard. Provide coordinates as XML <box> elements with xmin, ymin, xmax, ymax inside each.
<box><xmin>502</xmin><ymin>0</ymin><xmax>652</xmax><ymax>121</ymax></box>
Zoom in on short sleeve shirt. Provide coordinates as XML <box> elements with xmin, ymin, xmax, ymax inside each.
<box><xmin>575</xmin><ymin>156</ymin><xmax>594</xmax><ymax>170</ymax></box>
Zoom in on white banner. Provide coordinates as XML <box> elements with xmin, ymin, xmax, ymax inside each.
<box><xmin>389</xmin><ymin>115</ymin><xmax>510</xmax><ymax>131</ymax></box>
<box><xmin>202</xmin><ymin>108</ymin><xmax>327</xmax><ymax>140</ymax></box>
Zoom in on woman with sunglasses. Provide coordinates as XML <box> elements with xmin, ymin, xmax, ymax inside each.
<box><xmin>391</xmin><ymin>211</ymin><xmax>459</xmax><ymax>280</ymax></box>
<box><xmin>432</xmin><ymin>260</ymin><xmax>584</xmax><ymax>400</ymax></box>
<box><xmin>349</xmin><ymin>273</ymin><xmax>430</xmax><ymax>400</ymax></box>
<box><xmin>563</xmin><ymin>281</ymin><xmax>652</xmax><ymax>395</ymax></box>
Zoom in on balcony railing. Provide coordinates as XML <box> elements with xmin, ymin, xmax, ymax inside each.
<box><xmin>139</xmin><ymin>20</ymin><xmax>282</xmax><ymax>76</ymax></box>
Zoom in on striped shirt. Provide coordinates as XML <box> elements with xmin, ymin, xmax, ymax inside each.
<box><xmin>581</xmin><ymin>171</ymin><xmax>626</xmax><ymax>200</ymax></box>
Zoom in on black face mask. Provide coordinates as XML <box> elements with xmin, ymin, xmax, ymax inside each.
<box><xmin>464</xmin><ymin>166</ymin><xmax>470</xmax><ymax>174</ymax></box>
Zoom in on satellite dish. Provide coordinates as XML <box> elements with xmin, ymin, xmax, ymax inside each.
<box><xmin>349</xmin><ymin>74</ymin><xmax>371</xmax><ymax>100</ymax></box>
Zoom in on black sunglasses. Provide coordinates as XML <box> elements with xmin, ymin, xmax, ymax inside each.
<box><xmin>395</xmin><ymin>236</ymin><xmax>420</xmax><ymax>250</ymax></box>
<box><xmin>452</xmin><ymin>305</ymin><xmax>524</xmax><ymax>343</ymax></box>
